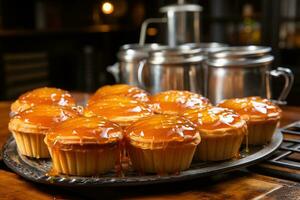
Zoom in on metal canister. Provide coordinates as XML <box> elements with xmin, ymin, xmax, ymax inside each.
<box><xmin>159</xmin><ymin>4</ymin><xmax>202</xmax><ymax>47</ymax></box>
<box><xmin>205</xmin><ymin>46</ymin><xmax>294</xmax><ymax>104</ymax></box>
<box><xmin>138</xmin><ymin>46</ymin><xmax>205</xmax><ymax>94</ymax></box>
<box><xmin>107</xmin><ymin>43</ymin><xmax>166</xmax><ymax>86</ymax></box>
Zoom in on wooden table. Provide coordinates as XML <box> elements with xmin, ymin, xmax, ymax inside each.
<box><xmin>0</xmin><ymin>101</ymin><xmax>299</xmax><ymax>200</ymax></box>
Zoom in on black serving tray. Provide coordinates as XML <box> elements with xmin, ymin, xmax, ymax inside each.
<box><xmin>2</xmin><ymin>130</ymin><xmax>283</xmax><ymax>187</ymax></box>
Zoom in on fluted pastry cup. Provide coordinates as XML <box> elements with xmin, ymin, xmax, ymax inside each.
<box><xmin>195</xmin><ymin>128</ymin><xmax>246</xmax><ymax>161</ymax></box>
<box><xmin>125</xmin><ymin>115</ymin><xmax>201</xmax><ymax>174</ymax></box>
<box><xmin>218</xmin><ymin>97</ymin><xmax>281</xmax><ymax>145</ymax></box>
<box><xmin>245</xmin><ymin>118</ymin><xmax>279</xmax><ymax>145</ymax></box>
<box><xmin>8</xmin><ymin>105</ymin><xmax>79</xmax><ymax>158</ymax></box>
<box><xmin>44</xmin><ymin>116</ymin><xmax>123</xmax><ymax>176</ymax></box>
<box><xmin>183</xmin><ymin>107</ymin><xmax>247</xmax><ymax>161</ymax></box>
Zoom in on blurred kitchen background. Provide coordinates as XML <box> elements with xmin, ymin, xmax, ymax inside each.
<box><xmin>0</xmin><ymin>0</ymin><xmax>299</xmax><ymax>104</ymax></box>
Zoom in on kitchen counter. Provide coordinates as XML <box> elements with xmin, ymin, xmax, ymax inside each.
<box><xmin>0</xmin><ymin>98</ymin><xmax>299</xmax><ymax>200</ymax></box>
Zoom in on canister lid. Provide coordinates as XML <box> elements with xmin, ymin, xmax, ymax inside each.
<box><xmin>208</xmin><ymin>46</ymin><xmax>271</xmax><ymax>59</ymax></box>
<box><xmin>182</xmin><ymin>42</ymin><xmax>228</xmax><ymax>49</ymax></box>
<box><xmin>180</xmin><ymin>43</ymin><xmax>228</xmax><ymax>53</ymax></box>
<box><xmin>117</xmin><ymin>43</ymin><xmax>167</xmax><ymax>62</ymax></box>
<box><xmin>160</xmin><ymin>4</ymin><xmax>203</xmax><ymax>13</ymax></box>
<box><xmin>205</xmin><ymin>56</ymin><xmax>274</xmax><ymax>67</ymax></box>
<box><xmin>206</xmin><ymin>46</ymin><xmax>274</xmax><ymax>67</ymax></box>
<box><xmin>148</xmin><ymin>46</ymin><xmax>204</xmax><ymax>65</ymax></box>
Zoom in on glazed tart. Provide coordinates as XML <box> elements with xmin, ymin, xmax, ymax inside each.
<box><xmin>10</xmin><ymin>87</ymin><xmax>76</xmax><ymax>116</ymax></box>
<box><xmin>8</xmin><ymin>105</ymin><xmax>79</xmax><ymax>158</ymax></box>
<box><xmin>88</xmin><ymin>84</ymin><xmax>150</xmax><ymax>105</ymax></box>
<box><xmin>183</xmin><ymin>107</ymin><xmax>247</xmax><ymax>161</ymax></box>
<box><xmin>218</xmin><ymin>97</ymin><xmax>281</xmax><ymax>145</ymax></box>
<box><xmin>150</xmin><ymin>90</ymin><xmax>211</xmax><ymax>114</ymax></box>
<box><xmin>125</xmin><ymin>114</ymin><xmax>200</xmax><ymax>174</ymax></box>
<box><xmin>85</xmin><ymin>95</ymin><xmax>153</xmax><ymax>127</ymax></box>
<box><xmin>44</xmin><ymin>116</ymin><xmax>123</xmax><ymax>176</ymax></box>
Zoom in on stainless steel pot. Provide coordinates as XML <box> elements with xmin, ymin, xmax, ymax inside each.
<box><xmin>160</xmin><ymin>4</ymin><xmax>202</xmax><ymax>46</ymax></box>
<box><xmin>180</xmin><ymin>42</ymin><xmax>228</xmax><ymax>55</ymax></box>
<box><xmin>205</xmin><ymin>46</ymin><xmax>294</xmax><ymax>105</ymax></box>
<box><xmin>139</xmin><ymin>4</ymin><xmax>202</xmax><ymax>46</ymax></box>
<box><xmin>138</xmin><ymin>46</ymin><xmax>205</xmax><ymax>94</ymax></box>
<box><xmin>107</xmin><ymin>43</ymin><xmax>166</xmax><ymax>85</ymax></box>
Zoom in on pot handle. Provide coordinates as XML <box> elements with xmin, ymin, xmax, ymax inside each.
<box><xmin>267</xmin><ymin>67</ymin><xmax>294</xmax><ymax>105</ymax></box>
<box><xmin>107</xmin><ymin>63</ymin><xmax>120</xmax><ymax>83</ymax></box>
<box><xmin>139</xmin><ymin>18</ymin><xmax>167</xmax><ymax>45</ymax></box>
<box><xmin>137</xmin><ymin>60</ymin><xmax>147</xmax><ymax>89</ymax></box>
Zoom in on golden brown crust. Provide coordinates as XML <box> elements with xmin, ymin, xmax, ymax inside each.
<box><xmin>10</xmin><ymin>87</ymin><xmax>76</xmax><ymax>114</ymax></box>
<box><xmin>150</xmin><ymin>90</ymin><xmax>211</xmax><ymax>114</ymax></box>
<box><xmin>217</xmin><ymin>97</ymin><xmax>282</xmax><ymax>123</ymax></box>
<box><xmin>198</xmin><ymin>125</ymin><xmax>247</xmax><ymax>138</ymax></box>
<box><xmin>84</xmin><ymin>95</ymin><xmax>153</xmax><ymax>127</ymax></box>
<box><xmin>8</xmin><ymin>105</ymin><xmax>79</xmax><ymax>134</ymax></box>
<box><xmin>182</xmin><ymin>107</ymin><xmax>247</xmax><ymax>137</ymax></box>
<box><xmin>125</xmin><ymin>115</ymin><xmax>201</xmax><ymax>149</ymax></box>
<box><xmin>45</xmin><ymin>116</ymin><xmax>123</xmax><ymax>149</ymax></box>
<box><xmin>88</xmin><ymin>84</ymin><xmax>150</xmax><ymax>105</ymax></box>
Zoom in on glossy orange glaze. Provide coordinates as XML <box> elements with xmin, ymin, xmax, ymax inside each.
<box><xmin>125</xmin><ymin>114</ymin><xmax>199</xmax><ymax>141</ymax></box>
<box><xmin>18</xmin><ymin>87</ymin><xmax>76</xmax><ymax>107</ymax></box>
<box><xmin>46</xmin><ymin>116</ymin><xmax>123</xmax><ymax>146</ymax></box>
<box><xmin>150</xmin><ymin>90</ymin><xmax>211</xmax><ymax>114</ymax></box>
<box><xmin>88</xmin><ymin>84</ymin><xmax>150</xmax><ymax>105</ymax></box>
<box><xmin>15</xmin><ymin>105</ymin><xmax>79</xmax><ymax>128</ymax></box>
<box><xmin>183</xmin><ymin>107</ymin><xmax>245</xmax><ymax>130</ymax></box>
<box><xmin>85</xmin><ymin>95</ymin><xmax>153</xmax><ymax>123</ymax></box>
<box><xmin>217</xmin><ymin>97</ymin><xmax>281</xmax><ymax>121</ymax></box>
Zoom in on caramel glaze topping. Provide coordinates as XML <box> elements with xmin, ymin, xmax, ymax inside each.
<box><xmin>183</xmin><ymin>107</ymin><xmax>246</xmax><ymax>130</ymax></box>
<box><xmin>150</xmin><ymin>90</ymin><xmax>211</xmax><ymax>114</ymax></box>
<box><xmin>88</xmin><ymin>84</ymin><xmax>150</xmax><ymax>105</ymax></box>
<box><xmin>217</xmin><ymin>97</ymin><xmax>282</xmax><ymax>121</ymax></box>
<box><xmin>125</xmin><ymin>114</ymin><xmax>200</xmax><ymax>142</ymax></box>
<box><xmin>85</xmin><ymin>95</ymin><xmax>153</xmax><ymax>124</ymax></box>
<box><xmin>13</xmin><ymin>87</ymin><xmax>76</xmax><ymax>111</ymax></box>
<box><xmin>45</xmin><ymin>116</ymin><xmax>123</xmax><ymax>147</ymax></box>
<box><xmin>15</xmin><ymin>105</ymin><xmax>79</xmax><ymax>128</ymax></box>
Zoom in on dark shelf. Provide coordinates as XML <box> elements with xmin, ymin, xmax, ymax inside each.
<box><xmin>201</xmin><ymin>16</ymin><xmax>262</xmax><ymax>24</ymax></box>
<box><xmin>279</xmin><ymin>47</ymin><xmax>300</xmax><ymax>51</ymax></box>
<box><xmin>0</xmin><ymin>25</ymin><xmax>138</xmax><ymax>37</ymax></box>
<box><xmin>280</xmin><ymin>17</ymin><xmax>300</xmax><ymax>22</ymax></box>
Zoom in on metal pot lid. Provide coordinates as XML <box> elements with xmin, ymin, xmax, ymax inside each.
<box><xmin>205</xmin><ymin>55</ymin><xmax>274</xmax><ymax>68</ymax></box>
<box><xmin>208</xmin><ymin>46</ymin><xmax>272</xmax><ymax>59</ymax></box>
<box><xmin>148</xmin><ymin>46</ymin><xmax>204</xmax><ymax>65</ymax></box>
<box><xmin>182</xmin><ymin>42</ymin><xmax>228</xmax><ymax>49</ymax></box>
<box><xmin>120</xmin><ymin>43</ymin><xmax>167</xmax><ymax>51</ymax></box>
<box><xmin>159</xmin><ymin>4</ymin><xmax>203</xmax><ymax>13</ymax></box>
<box><xmin>118</xmin><ymin>43</ymin><xmax>167</xmax><ymax>61</ymax></box>
<box><xmin>180</xmin><ymin>43</ymin><xmax>229</xmax><ymax>53</ymax></box>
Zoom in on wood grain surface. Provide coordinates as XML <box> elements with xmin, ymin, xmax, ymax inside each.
<box><xmin>0</xmin><ymin>99</ymin><xmax>299</xmax><ymax>200</ymax></box>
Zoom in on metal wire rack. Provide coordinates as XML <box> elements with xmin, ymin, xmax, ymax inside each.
<box><xmin>267</xmin><ymin>122</ymin><xmax>300</xmax><ymax>170</ymax></box>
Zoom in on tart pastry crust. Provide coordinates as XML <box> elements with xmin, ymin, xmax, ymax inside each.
<box><xmin>8</xmin><ymin>105</ymin><xmax>79</xmax><ymax>158</ymax></box>
<box><xmin>183</xmin><ymin>107</ymin><xmax>247</xmax><ymax>161</ymax></box>
<box><xmin>150</xmin><ymin>90</ymin><xmax>211</xmax><ymax>114</ymax></box>
<box><xmin>88</xmin><ymin>84</ymin><xmax>150</xmax><ymax>105</ymax></box>
<box><xmin>218</xmin><ymin>97</ymin><xmax>281</xmax><ymax>145</ymax></box>
<box><xmin>125</xmin><ymin>114</ymin><xmax>200</xmax><ymax>174</ymax></box>
<box><xmin>85</xmin><ymin>95</ymin><xmax>153</xmax><ymax>127</ymax></box>
<box><xmin>45</xmin><ymin>116</ymin><xmax>123</xmax><ymax>176</ymax></box>
<box><xmin>10</xmin><ymin>87</ymin><xmax>76</xmax><ymax>116</ymax></box>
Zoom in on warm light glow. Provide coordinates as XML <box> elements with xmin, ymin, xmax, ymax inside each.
<box><xmin>102</xmin><ymin>2</ymin><xmax>114</xmax><ymax>15</ymax></box>
<box><xmin>147</xmin><ymin>27</ymin><xmax>158</xmax><ymax>36</ymax></box>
